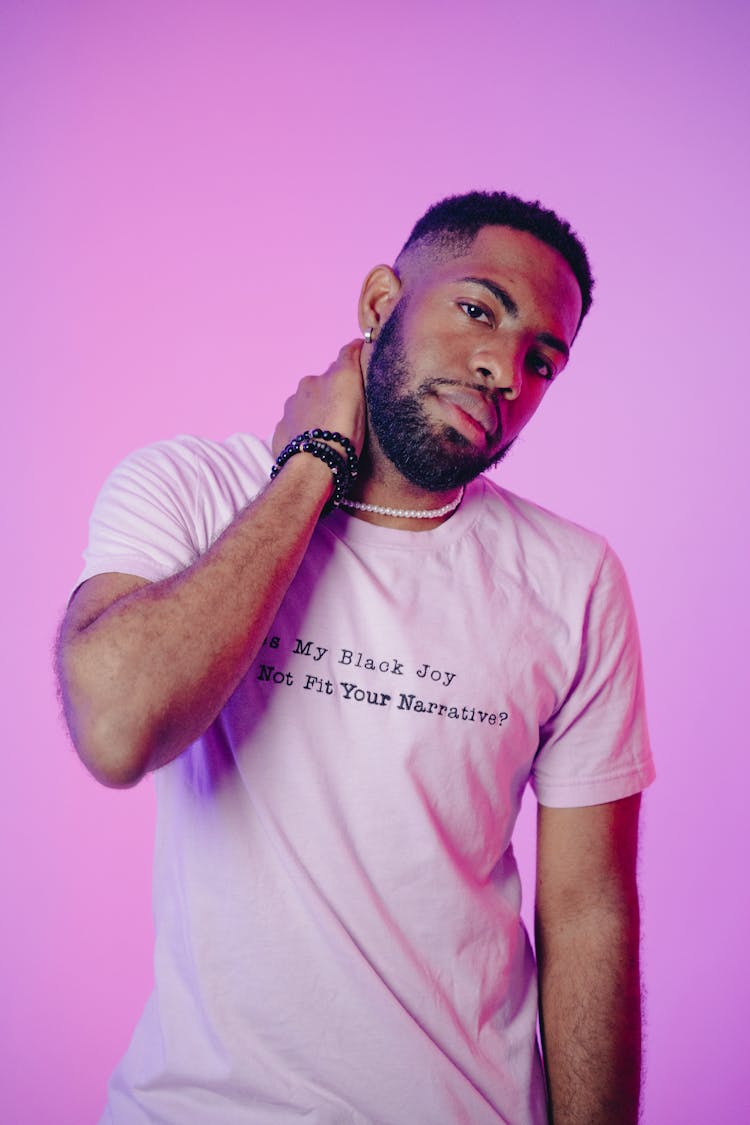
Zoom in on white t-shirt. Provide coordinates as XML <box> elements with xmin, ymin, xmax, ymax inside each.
<box><xmin>80</xmin><ymin>434</ymin><xmax>654</xmax><ymax>1125</ymax></box>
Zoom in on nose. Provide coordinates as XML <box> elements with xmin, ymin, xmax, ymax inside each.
<box><xmin>471</xmin><ymin>347</ymin><xmax>523</xmax><ymax>401</ymax></box>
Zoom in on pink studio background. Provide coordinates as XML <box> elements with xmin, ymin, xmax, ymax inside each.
<box><xmin>3</xmin><ymin>1</ymin><xmax>748</xmax><ymax>1122</ymax></box>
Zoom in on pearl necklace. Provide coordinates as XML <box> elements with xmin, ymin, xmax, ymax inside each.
<box><xmin>339</xmin><ymin>487</ymin><xmax>464</xmax><ymax>520</ymax></box>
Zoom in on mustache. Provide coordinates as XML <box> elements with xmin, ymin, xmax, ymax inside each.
<box><xmin>418</xmin><ymin>377</ymin><xmax>498</xmax><ymax>399</ymax></box>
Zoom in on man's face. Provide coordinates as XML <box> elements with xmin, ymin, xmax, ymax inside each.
<box><xmin>365</xmin><ymin>226</ymin><xmax>583</xmax><ymax>491</ymax></box>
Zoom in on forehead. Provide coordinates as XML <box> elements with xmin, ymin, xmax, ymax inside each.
<box><xmin>408</xmin><ymin>225</ymin><xmax>583</xmax><ymax>342</ymax></box>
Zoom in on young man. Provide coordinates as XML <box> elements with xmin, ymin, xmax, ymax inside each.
<box><xmin>58</xmin><ymin>191</ymin><xmax>654</xmax><ymax>1124</ymax></box>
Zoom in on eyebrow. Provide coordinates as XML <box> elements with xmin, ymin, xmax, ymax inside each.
<box><xmin>536</xmin><ymin>331</ymin><xmax>569</xmax><ymax>361</ymax></box>
<box><xmin>459</xmin><ymin>276</ymin><xmax>519</xmax><ymax>317</ymax></box>
<box><xmin>458</xmin><ymin>275</ymin><xmax>570</xmax><ymax>361</ymax></box>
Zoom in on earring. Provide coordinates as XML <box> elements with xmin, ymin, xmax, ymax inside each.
<box><xmin>364</xmin><ymin>327</ymin><xmax>374</xmax><ymax>344</ymax></box>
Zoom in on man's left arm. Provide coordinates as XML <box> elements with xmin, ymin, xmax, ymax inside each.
<box><xmin>535</xmin><ymin>793</ymin><xmax>643</xmax><ymax>1125</ymax></box>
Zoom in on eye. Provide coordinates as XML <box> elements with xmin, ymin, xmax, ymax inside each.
<box><xmin>528</xmin><ymin>351</ymin><xmax>556</xmax><ymax>381</ymax></box>
<box><xmin>458</xmin><ymin>301</ymin><xmax>492</xmax><ymax>325</ymax></box>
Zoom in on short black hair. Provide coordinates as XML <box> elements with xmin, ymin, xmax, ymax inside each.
<box><xmin>398</xmin><ymin>190</ymin><xmax>594</xmax><ymax>324</ymax></box>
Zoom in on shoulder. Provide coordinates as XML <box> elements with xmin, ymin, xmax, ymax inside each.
<box><xmin>77</xmin><ymin>433</ymin><xmax>273</xmax><ymax>586</ymax></box>
<box><xmin>479</xmin><ymin>475</ymin><xmax>607</xmax><ymax>555</ymax></box>
<box><xmin>102</xmin><ymin>432</ymin><xmax>273</xmax><ymax>513</ymax></box>
<box><xmin>114</xmin><ymin>432</ymin><xmax>272</xmax><ymax>484</ymax></box>
<box><xmin>472</xmin><ymin>474</ymin><xmax>615</xmax><ymax>595</ymax></box>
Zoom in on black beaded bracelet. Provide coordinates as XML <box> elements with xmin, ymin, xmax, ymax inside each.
<box><xmin>308</xmin><ymin>429</ymin><xmax>359</xmax><ymax>481</ymax></box>
<box><xmin>270</xmin><ymin>431</ymin><xmax>356</xmax><ymax>514</ymax></box>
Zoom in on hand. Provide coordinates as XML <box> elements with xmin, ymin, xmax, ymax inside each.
<box><xmin>272</xmin><ymin>341</ymin><xmax>367</xmax><ymax>458</ymax></box>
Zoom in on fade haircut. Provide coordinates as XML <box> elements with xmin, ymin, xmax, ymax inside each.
<box><xmin>397</xmin><ymin>190</ymin><xmax>594</xmax><ymax>324</ymax></box>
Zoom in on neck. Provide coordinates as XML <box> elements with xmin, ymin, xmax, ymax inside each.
<box><xmin>343</xmin><ymin>443</ymin><xmax>465</xmax><ymax>529</ymax></box>
<box><xmin>339</xmin><ymin>487</ymin><xmax>464</xmax><ymax>525</ymax></box>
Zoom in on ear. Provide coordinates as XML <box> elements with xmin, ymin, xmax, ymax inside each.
<box><xmin>358</xmin><ymin>265</ymin><xmax>402</xmax><ymax>337</ymax></box>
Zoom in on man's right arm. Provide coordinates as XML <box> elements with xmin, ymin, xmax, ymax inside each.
<box><xmin>56</xmin><ymin>343</ymin><xmax>366</xmax><ymax>789</ymax></box>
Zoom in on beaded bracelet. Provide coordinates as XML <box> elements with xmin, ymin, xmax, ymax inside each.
<box><xmin>270</xmin><ymin>430</ymin><xmax>358</xmax><ymax>514</ymax></box>
<box><xmin>308</xmin><ymin>429</ymin><xmax>359</xmax><ymax>481</ymax></box>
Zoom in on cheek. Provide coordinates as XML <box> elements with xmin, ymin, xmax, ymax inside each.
<box><xmin>424</xmin><ymin>337</ymin><xmax>475</xmax><ymax>386</ymax></box>
<box><xmin>409</xmin><ymin>329</ymin><xmax>450</xmax><ymax>369</ymax></box>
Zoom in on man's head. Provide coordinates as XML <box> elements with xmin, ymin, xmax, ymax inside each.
<box><xmin>358</xmin><ymin>191</ymin><xmax>591</xmax><ymax>493</ymax></box>
<box><xmin>397</xmin><ymin>190</ymin><xmax>593</xmax><ymax>326</ymax></box>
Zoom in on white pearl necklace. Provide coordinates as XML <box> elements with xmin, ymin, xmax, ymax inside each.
<box><xmin>339</xmin><ymin>487</ymin><xmax>464</xmax><ymax>520</ymax></box>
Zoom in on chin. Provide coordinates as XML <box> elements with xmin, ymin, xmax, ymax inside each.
<box><xmin>386</xmin><ymin>425</ymin><xmax>500</xmax><ymax>492</ymax></box>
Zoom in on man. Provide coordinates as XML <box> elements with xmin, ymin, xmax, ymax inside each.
<box><xmin>57</xmin><ymin>191</ymin><xmax>654</xmax><ymax>1124</ymax></box>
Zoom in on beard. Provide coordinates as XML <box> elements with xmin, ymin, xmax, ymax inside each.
<box><xmin>365</xmin><ymin>300</ymin><xmax>513</xmax><ymax>492</ymax></box>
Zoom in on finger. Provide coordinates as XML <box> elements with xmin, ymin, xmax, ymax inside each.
<box><xmin>339</xmin><ymin>339</ymin><xmax>366</xmax><ymax>390</ymax></box>
<box><xmin>339</xmin><ymin>339</ymin><xmax>362</xmax><ymax>356</ymax></box>
<box><xmin>337</xmin><ymin>340</ymin><xmax>363</xmax><ymax>366</ymax></box>
<box><xmin>324</xmin><ymin>340</ymin><xmax>363</xmax><ymax>378</ymax></box>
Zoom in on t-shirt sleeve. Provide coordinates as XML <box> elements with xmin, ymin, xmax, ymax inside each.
<box><xmin>530</xmin><ymin>544</ymin><xmax>655</xmax><ymax>807</ymax></box>
<box><xmin>76</xmin><ymin>439</ymin><xmax>204</xmax><ymax>588</ymax></box>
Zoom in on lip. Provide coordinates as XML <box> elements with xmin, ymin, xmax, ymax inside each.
<box><xmin>434</xmin><ymin>387</ymin><xmax>499</xmax><ymax>441</ymax></box>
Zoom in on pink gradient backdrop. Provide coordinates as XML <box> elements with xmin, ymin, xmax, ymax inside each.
<box><xmin>3</xmin><ymin>1</ymin><xmax>748</xmax><ymax>1121</ymax></box>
